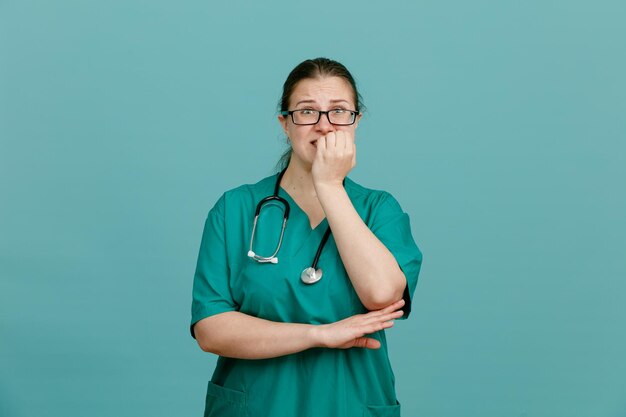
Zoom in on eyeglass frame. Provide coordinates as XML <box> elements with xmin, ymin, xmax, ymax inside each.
<box><xmin>280</xmin><ymin>109</ymin><xmax>360</xmax><ymax>126</ymax></box>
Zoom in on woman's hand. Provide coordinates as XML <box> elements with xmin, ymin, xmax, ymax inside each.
<box><xmin>313</xmin><ymin>299</ymin><xmax>405</xmax><ymax>350</ymax></box>
<box><xmin>311</xmin><ymin>130</ymin><xmax>356</xmax><ymax>188</ymax></box>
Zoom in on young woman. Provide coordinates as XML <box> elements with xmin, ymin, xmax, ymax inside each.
<box><xmin>190</xmin><ymin>57</ymin><xmax>422</xmax><ymax>417</ymax></box>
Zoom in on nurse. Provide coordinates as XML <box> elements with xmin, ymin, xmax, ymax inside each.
<box><xmin>190</xmin><ymin>57</ymin><xmax>422</xmax><ymax>417</ymax></box>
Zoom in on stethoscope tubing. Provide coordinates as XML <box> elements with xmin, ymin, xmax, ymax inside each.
<box><xmin>247</xmin><ymin>168</ymin><xmax>343</xmax><ymax>282</ymax></box>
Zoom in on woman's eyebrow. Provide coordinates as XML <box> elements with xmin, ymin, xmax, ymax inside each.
<box><xmin>295</xmin><ymin>99</ymin><xmax>316</xmax><ymax>107</ymax></box>
<box><xmin>294</xmin><ymin>99</ymin><xmax>350</xmax><ymax>107</ymax></box>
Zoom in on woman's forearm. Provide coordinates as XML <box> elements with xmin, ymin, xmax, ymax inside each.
<box><xmin>194</xmin><ymin>311</ymin><xmax>321</xmax><ymax>360</ymax></box>
<box><xmin>315</xmin><ymin>183</ymin><xmax>406</xmax><ymax>310</ymax></box>
<box><xmin>194</xmin><ymin>301</ymin><xmax>406</xmax><ymax>359</ymax></box>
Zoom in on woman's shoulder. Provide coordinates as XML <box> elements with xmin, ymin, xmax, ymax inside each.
<box><xmin>344</xmin><ymin>176</ymin><xmax>397</xmax><ymax>207</ymax></box>
<box><xmin>344</xmin><ymin>177</ymin><xmax>410</xmax><ymax>227</ymax></box>
<box><xmin>203</xmin><ymin>174</ymin><xmax>278</xmax><ymax>223</ymax></box>
<box><xmin>224</xmin><ymin>173</ymin><xmax>276</xmax><ymax>197</ymax></box>
<box><xmin>214</xmin><ymin>173</ymin><xmax>278</xmax><ymax>211</ymax></box>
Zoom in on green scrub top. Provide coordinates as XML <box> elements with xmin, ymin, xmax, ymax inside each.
<box><xmin>190</xmin><ymin>173</ymin><xmax>422</xmax><ymax>417</ymax></box>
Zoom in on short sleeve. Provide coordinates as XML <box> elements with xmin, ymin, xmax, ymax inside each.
<box><xmin>369</xmin><ymin>192</ymin><xmax>423</xmax><ymax>320</ymax></box>
<box><xmin>189</xmin><ymin>194</ymin><xmax>239</xmax><ymax>339</ymax></box>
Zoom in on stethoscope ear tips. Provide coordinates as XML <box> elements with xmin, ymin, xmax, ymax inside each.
<box><xmin>247</xmin><ymin>250</ymin><xmax>255</xmax><ymax>258</ymax></box>
<box><xmin>270</xmin><ymin>257</ymin><xmax>278</xmax><ymax>264</ymax></box>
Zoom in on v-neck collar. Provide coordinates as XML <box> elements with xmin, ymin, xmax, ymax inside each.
<box><xmin>277</xmin><ymin>184</ymin><xmax>328</xmax><ymax>232</ymax></box>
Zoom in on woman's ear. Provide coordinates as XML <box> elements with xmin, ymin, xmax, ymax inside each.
<box><xmin>354</xmin><ymin>113</ymin><xmax>363</xmax><ymax>129</ymax></box>
<box><xmin>278</xmin><ymin>114</ymin><xmax>289</xmax><ymax>135</ymax></box>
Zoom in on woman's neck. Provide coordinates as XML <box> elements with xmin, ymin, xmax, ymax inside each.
<box><xmin>281</xmin><ymin>158</ymin><xmax>317</xmax><ymax>198</ymax></box>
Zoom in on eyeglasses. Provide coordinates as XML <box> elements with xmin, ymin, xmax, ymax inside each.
<box><xmin>281</xmin><ymin>109</ymin><xmax>359</xmax><ymax>126</ymax></box>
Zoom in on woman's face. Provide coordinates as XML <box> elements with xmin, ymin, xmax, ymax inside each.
<box><xmin>278</xmin><ymin>76</ymin><xmax>361</xmax><ymax>169</ymax></box>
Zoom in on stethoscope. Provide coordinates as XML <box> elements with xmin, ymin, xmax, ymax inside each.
<box><xmin>247</xmin><ymin>168</ymin><xmax>336</xmax><ymax>284</ymax></box>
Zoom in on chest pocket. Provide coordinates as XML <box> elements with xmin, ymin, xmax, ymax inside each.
<box><xmin>232</xmin><ymin>247</ymin><xmax>363</xmax><ymax>325</ymax></box>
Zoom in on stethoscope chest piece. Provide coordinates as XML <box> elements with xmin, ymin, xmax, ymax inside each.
<box><xmin>301</xmin><ymin>267</ymin><xmax>323</xmax><ymax>284</ymax></box>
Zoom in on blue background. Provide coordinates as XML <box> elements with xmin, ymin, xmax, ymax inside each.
<box><xmin>1</xmin><ymin>1</ymin><xmax>625</xmax><ymax>416</ymax></box>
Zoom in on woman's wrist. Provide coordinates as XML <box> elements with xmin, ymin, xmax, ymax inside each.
<box><xmin>314</xmin><ymin>182</ymin><xmax>348</xmax><ymax>212</ymax></box>
<box><xmin>313</xmin><ymin>180</ymin><xmax>344</xmax><ymax>193</ymax></box>
<box><xmin>307</xmin><ymin>324</ymin><xmax>327</xmax><ymax>348</ymax></box>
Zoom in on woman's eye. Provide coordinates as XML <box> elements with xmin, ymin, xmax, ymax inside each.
<box><xmin>331</xmin><ymin>109</ymin><xmax>346</xmax><ymax>114</ymax></box>
<box><xmin>301</xmin><ymin>109</ymin><xmax>315</xmax><ymax>115</ymax></box>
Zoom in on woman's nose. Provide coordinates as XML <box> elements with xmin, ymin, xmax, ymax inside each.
<box><xmin>315</xmin><ymin>112</ymin><xmax>335</xmax><ymax>134</ymax></box>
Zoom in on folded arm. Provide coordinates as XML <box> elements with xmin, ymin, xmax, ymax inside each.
<box><xmin>193</xmin><ymin>300</ymin><xmax>405</xmax><ymax>359</ymax></box>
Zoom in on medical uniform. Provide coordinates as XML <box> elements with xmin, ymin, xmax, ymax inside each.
<box><xmin>190</xmin><ymin>173</ymin><xmax>422</xmax><ymax>417</ymax></box>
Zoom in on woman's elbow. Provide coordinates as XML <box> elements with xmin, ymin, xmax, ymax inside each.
<box><xmin>194</xmin><ymin>327</ymin><xmax>214</xmax><ymax>353</ymax></box>
<box><xmin>196</xmin><ymin>337</ymin><xmax>214</xmax><ymax>353</ymax></box>
<box><xmin>363</xmin><ymin>295</ymin><xmax>402</xmax><ymax>311</ymax></box>
<box><xmin>362</xmin><ymin>276</ymin><xmax>406</xmax><ymax>310</ymax></box>
<box><xmin>194</xmin><ymin>311</ymin><xmax>241</xmax><ymax>354</ymax></box>
<box><xmin>193</xmin><ymin>317</ymin><xmax>224</xmax><ymax>354</ymax></box>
